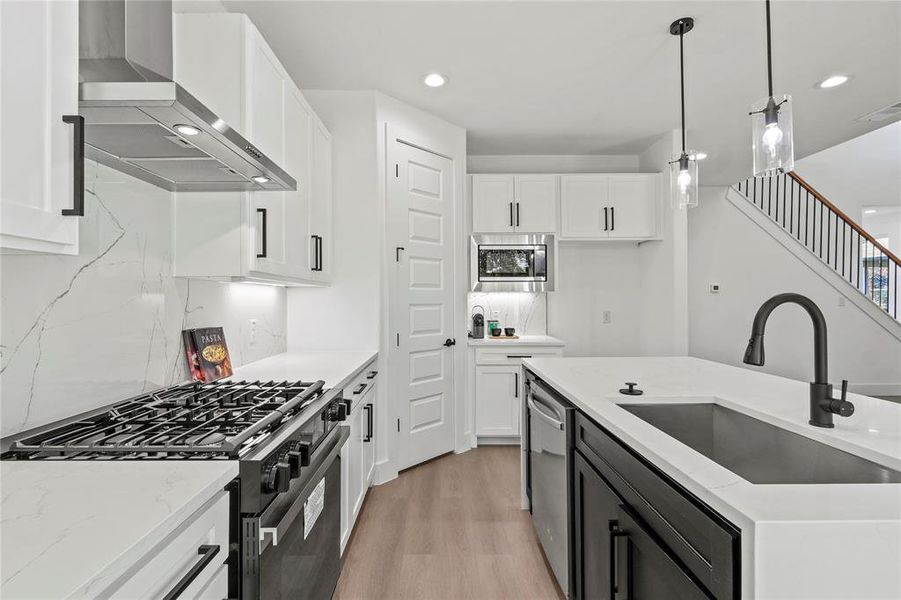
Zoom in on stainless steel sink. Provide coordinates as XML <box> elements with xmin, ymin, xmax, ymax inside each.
<box><xmin>620</xmin><ymin>402</ymin><xmax>901</xmax><ymax>484</ymax></box>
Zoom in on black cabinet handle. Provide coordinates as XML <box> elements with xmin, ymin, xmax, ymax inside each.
<box><xmin>603</xmin><ymin>206</ymin><xmax>609</xmax><ymax>231</ymax></box>
<box><xmin>609</xmin><ymin>520</ymin><xmax>630</xmax><ymax>600</ymax></box>
<box><xmin>353</xmin><ymin>383</ymin><xmax>367</xmax><ymax>395</ymax></box>
<box><xmin>256</xmin><ymin>208</ymin><xmax>267</xmax><ymax>258</ymax></box>
<box><xmin>311</xmin><ymin>235</ymin><xmax>323</xmax><ymax>271</ymax></box>
<box><xmin>611</xmin><ymin>206</ymin><xmax>615</xmax><ymax>231</ymax></box>
<box><xmin>509</xmin><ymin>202</ymin><xmax>514</xmax><ymax>227</ymax></box>
<box><xmin>366</xmin><ymin>370</ymin><xmax>378</xmax><ymax>380</ymax></box>
<box><xmin>162</xmin><ymin>544</ymin><xmax>220</xmax><ymax>600</ymax></box>
<box><xmin>516</xmin><ymin>202</ymin><xmax>520</xmax><ymax>227</ymax></box>
<box><xmin>396</xmin><ymin>247</ymin><xmax>404</xmax><ymax>263</ymax></box>
<box><xmin>61</xmin><ymin>115</ymin><xmax>84</xmax><ymax>217</ymax></box>
<box><xmin>317</xmin><ymin>235</ymin><xmax>323</xmax><ymax>271</ymax></box>
<box><xmin>506</xmin><ymin>354</ymin><xmax>533</xmax><ymax>359</ymax></box>
<box><xmin>363</xmin><ymin>403</ymin><xmax>373</xmax><ymax>442</ymax></box>
<box><xmin>514</xmin><ymin>371</ymin><xmax>519</xmax><ymax>398</ymax></box>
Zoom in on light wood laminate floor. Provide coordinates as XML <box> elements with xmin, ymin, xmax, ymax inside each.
<box><xmin>334</xmin><ymin>446</ymin><xmax>564</xmax><ymax>600</ymax></box>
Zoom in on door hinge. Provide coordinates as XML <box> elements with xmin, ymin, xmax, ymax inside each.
<box><xmin>397</xmin><ymin>418</ymin><xmax>400</xmax><ymax>433</ymax></box>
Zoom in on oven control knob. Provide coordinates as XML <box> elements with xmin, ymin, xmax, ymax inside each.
<box><xmin>284</xmin><ymin>441</ymin><xmax>310</xmax><ymax>477</ymax></box>
<box><xmin>262</xmin><ymin>462</ymin><xmax>291</xmax><ymax>493</ymax></box>
<box><xmin>328</xmin><ymin>403</ymin><xmax>347</xmax><ymax>422</ymax></box>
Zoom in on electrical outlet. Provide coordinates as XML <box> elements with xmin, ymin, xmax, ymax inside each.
<box><xmin>602</xmin><ymin>310</ymin><xmax>612</xmax><ymax>324</ymax></box>
<box><xmin>249</xmin><ymin>318</ymin><xmax>258</xmax><ymax>345</ymax></box>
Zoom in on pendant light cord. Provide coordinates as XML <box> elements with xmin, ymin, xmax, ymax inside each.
<box><xmin>679</xmin><ymin>25</ymin><xmax>686</xmax><ymax>154</ymax></box>
<box><xmin>765</xmin><ymin>0</ymin><xmax>774</xmax><ymax>97</ymax></box>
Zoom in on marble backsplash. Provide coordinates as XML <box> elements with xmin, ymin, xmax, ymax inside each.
<box><xmin>467</xmin><ymin>292</ymin><xmax>547</xmax><ymax>337</ymax></box>
<box><xmin>0</xmin><ymin>162</ymin><xmax>286</xmax><ymax>437</ymax></box>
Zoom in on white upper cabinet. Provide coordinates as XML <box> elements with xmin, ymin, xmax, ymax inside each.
<box><xmin>514</xmin><ymin>175</ymin><xmax>558</xmax><ymax>233</ymax></box>
<box><xmin>173</xmin><ymin>13</ymin><xmax>332</xmax><ymax>285</ymax></box>
<box><xmin>472</xmin><ymin>175</ymin><xmax>515</xmax><ymax>233</ymax></box>
<box><xmin>471</xmin><ymin>174</ymin><xmax>557</xmax><ymax>233</ymax></box>
<box><xmin>560</xmin><ymin>173</ymin><xmax>659</xmax><ymax>240</ymax></box>
<box><xmin>1</xmin><ymin>0</ymin><xmax>80</xmax><ymax>255</ymax></box>
<box><xmin>309</xmin><ymin>120</ymin><xmax>333</xmax><ymax>282</ymax></box>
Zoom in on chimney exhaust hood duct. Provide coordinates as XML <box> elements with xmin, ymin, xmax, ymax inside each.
<box><xmin>78</xmin><ymin>0</ymin><xmax>296</xmax><ymax>192</ymax></box>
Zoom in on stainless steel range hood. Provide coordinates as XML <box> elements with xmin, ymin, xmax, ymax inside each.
<box><xmin>78</xmin><ymin>0</ymin><xmax>295</xmax><ymax>192</ymax></box>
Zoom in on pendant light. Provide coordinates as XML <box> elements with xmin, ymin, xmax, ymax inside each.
<box><xmin>749</xmin><ymin>0</ymin><xmax>794</xmax><ymax>176</ymax></box>
<box><xmin>669</xmin><ymin>17</ymin><xmax>698</xmax><ymax>209</ymax></box>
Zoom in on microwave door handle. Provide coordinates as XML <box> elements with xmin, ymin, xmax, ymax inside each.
<box><xmin>257</xmin><ymin>426</ymin><xmax>350</xmax><ymax>555</ymax></box>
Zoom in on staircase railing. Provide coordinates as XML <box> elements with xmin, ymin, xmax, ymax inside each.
<box><xmin>734</xmin><ymin>171</ymin><xmax>899</xmax><ymax>320</ymax></box>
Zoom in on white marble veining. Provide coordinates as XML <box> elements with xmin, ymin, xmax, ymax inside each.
<box><xmin>523</xmin><ymin>356</ymin><xmax>901</xmax><ymax>598</ymax></box>
<box><xmin>0</xmin><ymin>162</ymin><xmax>287</xmax><ymax>437</ymax></box>
<box><xmin>0</xmin><ymin>461</ymin><xmax>238</xmax><ymax>600</ymax></box>
<box><xmin>468</xmin><ymin>334</ymin><xmax>565</xmax><ymax>347</ymax></box>
<box><xmin>230</xmin><ymin>351</ymin><xmax>378</xmax><ymax>389</ymax></box>
<box><xmin>468</xmin><ymin>292</ymin><xmax>547</xmax><ymax>336</ymax></box>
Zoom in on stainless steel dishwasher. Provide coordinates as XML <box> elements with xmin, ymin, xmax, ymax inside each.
<box><xmin>526</xmin><ymin>374</ymin><xmax>571</xmax><ymax>597</ymax></box>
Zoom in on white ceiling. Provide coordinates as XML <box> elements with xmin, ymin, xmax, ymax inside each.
<box><xmin>222</xmin><ymin>1</ymin><xmax>901</xmax><ymax>184</ymax></box>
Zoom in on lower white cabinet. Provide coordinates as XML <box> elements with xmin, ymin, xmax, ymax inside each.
<box><xmin>340</xmin><ymin>367</ymin><xmax>378</xmax><ymax>553</ymax></box>
<box><xmin>473</xmin><ymin>345</ymin><xmax>564</xmax><ymax>439</ymax></box>
<box><xmin>475</xmin><ymin>365</ymin><xmax>522</xmax><ymax>436</ymax></box>
<box><xmin>102</xmin><ymin>491</ymin><xmax>230</xmax><ymax>599</ymax></box>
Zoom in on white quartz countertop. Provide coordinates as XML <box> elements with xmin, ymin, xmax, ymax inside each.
<box><xmin>468</xmin><ymin>334</ymin><xmax>565</xmax><ymax>347</ymax></box>
<box><xmin>0</xmin><ymin>461</ymin><xmax>237</xmax><ymax>600</ymax></box>
<box><xmin>523</xmin><ymin>356</ymin><xmax>901</xmax><ymax>525</ymax></box>
<box><xmin>230</xmin><ymin>350</ymin><xmax>378</xmax><ymax>389</ymax></box>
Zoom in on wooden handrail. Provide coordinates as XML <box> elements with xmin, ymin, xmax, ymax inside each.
<box><xmin>788</xmin><ymin>171</ymin><xmax>901</xmax><ymax>266</ymax></box>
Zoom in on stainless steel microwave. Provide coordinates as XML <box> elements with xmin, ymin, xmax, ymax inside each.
<box><xmin>470</xmin><ymin>234</ymin><xmax>555</xmax><ymax>292</ymax></box>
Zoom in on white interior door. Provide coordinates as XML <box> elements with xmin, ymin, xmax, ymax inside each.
<box><xmin>388</xmin><ymin>139</ymin><xmax>455</xmax><ymax>472</ymax></box>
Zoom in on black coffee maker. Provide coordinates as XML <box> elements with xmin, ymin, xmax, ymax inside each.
<box><xmin>470</xmin><ymin>305</ymin><xmax>485</xmax><ymax>338</ymax></box>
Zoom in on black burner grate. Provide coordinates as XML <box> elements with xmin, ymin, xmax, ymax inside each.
<box><xmin>8</xmin><ymin>379</ymin><xmax>325</xmax><ymax>459</ymax></box>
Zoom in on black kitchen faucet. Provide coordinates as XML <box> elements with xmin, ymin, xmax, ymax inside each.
<box><xmin>743</xmin><ymin>293</ymin><xmax>854</xmax><ymax>428</ymax></box>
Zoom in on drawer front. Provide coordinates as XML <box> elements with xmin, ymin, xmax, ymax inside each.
<box><xmin>574</xmin><ymin>412</ymin><xmax>739</xmax><ymax>599</ymax></box>
<box><xmin>104</xmin><ymin>491</ymin><xmax>231</xmax><ymax>600</ymax></box>
<box><xmin>347</xmin><ymin>362</ymin><xmax>378</xmax><ymax>413</ymax></box>
<box><xmin>475</xmin><ymin>346</ymin><xmax>562</xmax><ymax>366</ymax></box>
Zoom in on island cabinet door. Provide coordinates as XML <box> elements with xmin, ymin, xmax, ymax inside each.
<box><xmin>572</xmin><ymin>451</ymin><xmax>620</xmax><ymax>600</ymax></box>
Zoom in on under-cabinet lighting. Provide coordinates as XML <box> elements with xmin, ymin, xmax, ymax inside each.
<box><xmin>423</xmin><ymin>73</ymin><xmax>446</xmax><ymax>88</ymax></box>
<box><xmin>174</xmin><ymin>124</ymin><xmax>200</xmax><ymax>136</ymax></box>
<box><xmin>817</xmin><ymin>75</ymin><xmax>849</xmax><ymax>89</ymax></box>
<box><xmin>252</xmin><ymin>175</ymin><xmax>270</xmax><ymax>184</ymax></box>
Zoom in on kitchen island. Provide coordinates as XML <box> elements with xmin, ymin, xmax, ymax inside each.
<box><xmin>522</xmin><ymin>356</ymin><xmax>901</xmax><ymax>599</ymax></box>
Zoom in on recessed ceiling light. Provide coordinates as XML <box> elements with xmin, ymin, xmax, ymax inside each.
<box><xmin>817</xmin><ymin>75</ymin><xmax>849</xmax><ymax>89</ymax></box>
<box><xmin>252</xmin><ymin>175</ymin><xmax>270</xmax><ymax>184</ymax></box>
<box><xmin>690</xmin><ymin>152</ymin><xmax>708</xmax><ymax>160</ymax></box>
<box><xmin>423</xmin><ymin>73</ymin><xmax>446</xmax><ymax>88</ymax></box>
<box><xmin>174</xmin><ymin>124</ymin><xmax>200</xmax><ymax>136</ymax></box>
<box><xmin>864</xmin><ymin>209</ymin><xmax>877</xmax><ymax>214</ymax></box>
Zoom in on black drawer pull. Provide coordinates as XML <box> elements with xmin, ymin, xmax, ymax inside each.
<box><xmin>61</xmin><ymin>115</ymin><xmax>84</xmax><ymax>217</ymax></box>
<box><xmin>506</xmin><ymin>354</ymin><xmax>532</xmax><ymax>359</ymax></box>
<box><xmin>353</xmin><ymin>383</ymin><xmax>367</xmax><ymax>395</ymax></box>
<box><xmin>363</xmin><ymin>403</ymin><xmax>373</xmax><ymax>442</ymax></box>
<box><xmin>162</xmin><ymin>544</ymin><xmax>220</xmax><ymax>600</ymax></box>
<box><xmin>609</xmin><ymin>520</ymin><xmax>631</xmax><ymax>600</ymax></box>
<box><xmin>256</xmin><ymin>208</ymin><xmax>267</xmax><ymax>258</ymax></box>
<box><xmin>366</xmin><ymin>370</ymin><xmax>378</xmax><ymax>380</ymax></box>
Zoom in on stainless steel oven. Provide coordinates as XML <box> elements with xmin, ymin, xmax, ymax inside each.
<box><xmin>470</xmin><ymin>234</ymin><xmax>555</xmax><ymax>292</ymax></box>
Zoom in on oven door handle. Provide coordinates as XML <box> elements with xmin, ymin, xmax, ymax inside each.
<box><xmin>257</xmin><ymin>425</ymin><xmax>350</xmax><ymax>554</ymax></box>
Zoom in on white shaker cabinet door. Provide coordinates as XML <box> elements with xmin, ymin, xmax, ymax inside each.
<box><xmin>245</xmin><ymin>25</ymin><xmax>285</xmax><ymax>164</ymax></box>
<box><xmin>472</xmin><ymin>175</ymin><xmax>516</xmax><ymax>233</ymax></box>
<box><xmin>607</xmin><ymin>174</ymin><xmax>658</xmax><ymax>239</ymax></box>
<box><xmin>560</xmin><ymin>175</ymin><xmax>610</xmax><ymax>239</ymax></box>
<box><xmin>514</xmin><ymin>175</ymin><xmax>557</xmax><ymax>233</ymax></box>
<box><xmin>475</xmin><ymin>365</ymin><xmax>520</xmax><ymax>437</ymax></box>
<box><xmin>1</xmin><ymin>0</ymin><xmax>80</xmax><ymax>255</ymax></box>
<box><xmin>309</xmin><ymin>119</ymin><xmax>333</xmax><ymax>283</ymax></box>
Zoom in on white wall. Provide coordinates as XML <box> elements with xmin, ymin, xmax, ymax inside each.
<box><xmin>0</xmin><ymin>162</ymin><xmax>286</xmax><ymax>437</ymax></box>
<box><xmin>796</xmin><ymin>121</ymin><xmax>901</xmax><ymax>252</ymax></box>
<box><xmin>688</xmin><ymin>186</ymin><xmax>901</xmax><ymax>393</ymax></box>
<box><xmin>637</xmin><ymin>131</ymin><xmax>689</xmax><ymax>356</ymax></box>
<box><xmin>467</xmin><ymin>154</ymin><xmax>640</xmax><ymax>174</ymax></box>
<box><xmin>287</xmin><ymin>91</ymin><xmax>380</xmax><ymax>353</ymax></box>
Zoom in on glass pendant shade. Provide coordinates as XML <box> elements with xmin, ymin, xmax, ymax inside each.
<box><xmin>750</xmin><ymin>94</ymin><xmax>794</xmax><ymax>176</ymax></box>
<box><xmin>670</xmin><ymin>152</ymin><xmax>699</xmax><ymax>208</ymax></box>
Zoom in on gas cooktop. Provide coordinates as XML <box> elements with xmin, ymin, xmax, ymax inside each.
<box><xmin>4</xmin><ymin>379</ymin><xmax>325</xmax><ymax>460</ymax></box>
